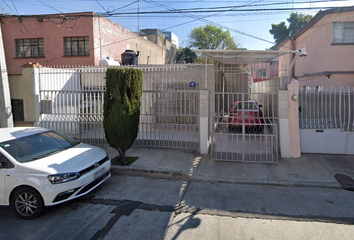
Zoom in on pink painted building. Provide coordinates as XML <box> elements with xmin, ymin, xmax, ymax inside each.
<box><xmin>276</xmin><ymin>7</ymin><xmax>354</xmax><ymax>88</ymax></box>
<box><xmin>1</xmin><ymin>12</ymin><xmax>175</xmax><ymax>75</ymax></box>
<box><xmin>246</xmin><ymin>61</ymin><xmax>279</xmax><ymax>83</ymax></box>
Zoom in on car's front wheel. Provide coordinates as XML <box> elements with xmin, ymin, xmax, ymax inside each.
<box><xmin>11</xmin><ymin>187</ymin><xmax>44</xmax><ymax>220</ymax></box>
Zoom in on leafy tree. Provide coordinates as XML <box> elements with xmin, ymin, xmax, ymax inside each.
<box><xmin>188</xmin><ymin>24</ymin><xmax>238</xmax><ymax>50</ymax></box>
<box><xmin>176</xmin><ymin>47</ymin><xmax>197</xmax><ymax>63</ymax></box>
<box><xmin>270</xmin><ymin>12</ymin><xmax>313</xmax><ymax>45</ymax></box>
<box><xmin>287</xmin><ymin>12</ymin><xmax>313</xmax><ymax>36</ymax></box>
<box><xmin>103</xmin><ymin>68</ymin><xmax>143</xmax><ymax>165</ymax></box>
<box><xmin>269</xmin><ymin>22</ymin><xmax>290</xmax><ymax>46</ymax></box>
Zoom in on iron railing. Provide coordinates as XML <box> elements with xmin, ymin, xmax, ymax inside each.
<box><xmin>299</xmin><ymin>86</ymin><xmax>354</xmax><ymax>132</ymax></box>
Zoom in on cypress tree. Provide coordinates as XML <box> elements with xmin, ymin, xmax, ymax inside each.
<box><xmin>103</xmin><ymin>68</ymin><xmax>143</xmax><ymax>164</ymax></box>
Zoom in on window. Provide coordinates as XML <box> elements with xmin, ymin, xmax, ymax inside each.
<box><xmin>333</xmin><ymin>22</ymin><xmax>354</xmax><ymax>44</ymax></box>
<box><xmin>15</xmin><ymin>38</ymin><xmax>44</xmax><ymax>58</ymax></box>
<box><xmin>258</xmin><ymin>69</ymin><xmax>266</xmax><ymax>78</ymax></box>
<box><xmin>234</xmin><ymin>102</ymin><xmax>257</xmax><ymax>110</ymax></box>
<box><xmin>0</xmin><ymin>131</ymin><xmax>79</xmax><ymax>163</ymax></box>
<box><xmin>64</xmin><ymin>37</ymin><xmax>90</xmax><ymax>56</ymax></box>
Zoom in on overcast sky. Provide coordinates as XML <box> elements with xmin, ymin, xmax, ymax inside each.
<box><xmin>1</xmin><ymin>0</ymin><xmax>353</xmax><ymax>50</ymax></box>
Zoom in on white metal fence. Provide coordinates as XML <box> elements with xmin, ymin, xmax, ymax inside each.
<box><xmin>299</xmin><ymin>86</ymin><xmax>354</xmax><ymax>131</ymax></box>
<box><xmin>37</xmin><ymin>65</ymin><xmax>214</xmax><ymax>149</ymax></box>
<box><xmin>39</xmin><ymin>66</ymin><xmax>106</xmax><ymax>144</ymax></box>
<box><xmin>299</xmin><ymin>86</ymin><xmax>354</xmax><ymax>155</ymax></box>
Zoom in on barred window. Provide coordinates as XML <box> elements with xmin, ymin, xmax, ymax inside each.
<box><xmin>258</xmin><ymin>69</ymin><xmax>266</xmax><ymax>78</ymax></box>
<box><xmin>64</xmin><ymin>37</ymin><xmax>90</xmax><ymax>56</ymax></box>
<box><xmin>15</xmin><ymin>38</ymin><xmax>44</xmax><ymax>58</ymax></box>
<box><xmin>333</xmin><ymin>22</ymin><xmax>354</xmax><ymax>44</ymax></box>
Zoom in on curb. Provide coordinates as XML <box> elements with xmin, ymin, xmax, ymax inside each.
<box><xmin>111</xmin><ymin>166</ymin><xmax>197</xmax><ymax>182</ymax></box>
<box><xmin>111</xmin><ymin>166</ymin><xmax>342</xmax><ymax>189</ymax></box>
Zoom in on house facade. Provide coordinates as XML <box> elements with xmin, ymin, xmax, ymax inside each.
<box><xmin>276</xmin><ymin>7</ymin><xmax>354</xmax><ymax>88</ymax></box>
<box><xmin>1</xmin><ymin>12</ymin><xmax>176</xmax><ymax>75</ymax></box>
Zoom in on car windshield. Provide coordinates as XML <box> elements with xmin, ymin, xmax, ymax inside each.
<box><xmin>0</xmin><ymin>131</ymin><xmax>79</xmax><ymax>163</ymax></box>
<box><xmin>234</xmin><ymin>102</ymin><xmax>257</xmax><ymax>110</ymax></box>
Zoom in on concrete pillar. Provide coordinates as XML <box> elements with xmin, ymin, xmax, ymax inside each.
<box><xmin>0</xmin><ymin>23</ymin><xmax>14</xmax><ymax>128</ymax></box>
<box><xmin>278</xmin><ymin>79</ymin><xmax>301</xmax><ymax>158</ymax></box>
<box><xmin>278</xmin><ymin>90</ymin><xmax>290</xmax><ymax>158</ymax></box>
<box><xmin>287</xmin><ymin>79</ymin><xmax>301</xmax><ymax>158</ymax></box>
<box><xmin>199</xmin><ymin>89</ymin><xmax>210</xmax><ymax>154</ymax></box>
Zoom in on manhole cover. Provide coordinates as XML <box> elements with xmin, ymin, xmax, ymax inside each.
<box><xmin>334</xmin><ymin>174</ymin><xmax>354</xmax><ymax>191</ymax></box>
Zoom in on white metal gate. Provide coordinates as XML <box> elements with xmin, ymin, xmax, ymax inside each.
<box><xmin>132</xmin><ymin>65</ymin><xmax>210</xmax><ymax>149</ymax></box>
<box><xmin>135</xmin><ymin>89</ymin><xmax>199</xmax><ymax>149</ymax></box>
<box><xmin>210</xmin><ymin>64</ymin><xmax>279</xmax><ymax>163</ymax></box>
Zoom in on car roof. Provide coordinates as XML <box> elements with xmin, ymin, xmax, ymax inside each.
<box><xmin>0</xmin><ymin>127</ymin><xmax>50</xmax><ymax>142</ymax></box>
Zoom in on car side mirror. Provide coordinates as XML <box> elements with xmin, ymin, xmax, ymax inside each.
<box><xmin>0</xmin><ymin>153</ymin><xmax>14</xmax><ymax>169</ymax></box>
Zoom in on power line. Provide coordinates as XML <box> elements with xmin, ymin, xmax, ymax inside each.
<box><xmin>160</xmin><ymin>0</ymin><xmax>264</xmax><ymax>31</ymax></box>
<box><xmin>10</xmin><ymin>0</ymin><xmax>19</xmax><ymax>15</ymax></box>
<box><xmin>135</xmin><ymin>0</ymin><xmax>276</xmax><ymax>46</ymax></box>
<box><xmin>102</xmin><ymin>6</ymin><xmax>337</xmax><ymax>16</ymax></box>
<box><xmin>37</xmin><ymin>0</ymin><xmax>63</xmax><ymax>13</ymax></box>
<box><xmin>95</xmin><ymin>0</ymin><xmax>107</xmax><ymax>12</ymax></box>
<box><xmin>2</xmin><ymin>0</ymin><xmax>14</xmax><ymax>14</ymax></box>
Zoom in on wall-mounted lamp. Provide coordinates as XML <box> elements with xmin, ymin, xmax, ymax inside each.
<box><xmin>326</xmin><ymin>74</ymin><xmax>331</xmax><ymax>79</ymax></box>
<box><xmin>292</xmin><ymin>94</ymin><xmax>298</xmax><ymax>101</ymax></box>
<box><xmin>299</xmin><ymin>47</ymin><xmax>307</xmax><ymax>58</ymax></box>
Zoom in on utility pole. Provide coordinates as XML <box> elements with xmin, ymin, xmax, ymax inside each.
<box><xmin>0</xmin><ymin>22</ymin><xmax>14</xmax><ymax>128</ymax></box>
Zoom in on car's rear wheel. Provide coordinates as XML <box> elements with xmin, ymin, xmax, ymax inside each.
<box><xmin>11</xmin><ymin>187</ymin><xmax>44</xmax><ymax>220</ymax></box>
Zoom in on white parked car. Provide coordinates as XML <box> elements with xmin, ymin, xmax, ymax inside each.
<box><xmin>0</xmin><ymin>127</ymin><xmax>111</xmax><ymax>219</ymax></box>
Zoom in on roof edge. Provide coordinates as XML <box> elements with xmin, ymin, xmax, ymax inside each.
<box><xmin>293</xmin><ymin>6</ymin><xmax>354</xmax><ymax>39</ymax></box>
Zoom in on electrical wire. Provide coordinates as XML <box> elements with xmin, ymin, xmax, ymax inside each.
<box><xmin>95</xmin><ymin>0</ymin><xmax>107</xmax><ymax>12</ymax></box>
<box><xmin>37</xmin><ymin>0</ymin><xmax>63</xmax><ymax>13</ymax></box>
<box><xmin>10</xmin><ymin>0</ymin><xmax>19</xmax><ymax>15</ymax></box>
<box><xmin>139</xmin><ymin>0</ymin><xmax>276</xmax><ymax>46</ymax></box>
<box><xmin>2</xmin><ymin>0</ymin><xmax>14</xmax><ymax>13</ymax></box>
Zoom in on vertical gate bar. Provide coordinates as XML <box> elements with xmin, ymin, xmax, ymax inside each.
<box><xmin>329</xmin><ymin>87</ymin><xmax>332</xmax><ymax>128</ymax></box>
<box><xmin>339</xmin><ymin>87</ymin><xmax>342</xmax><ymax>130</ymax></box>
<box><xmin>305</xmin><ymin>88</ymin><xmax>308</xmax><ymax>127</ymax></box>
<box><xmin>320</xmin><ymin>89</ymin><xmax>323</xmax><ymax>128</ymax></box>
<box><xmin>347</xmin><ymin>86</ymin><xmax>350</xmax><ymax>132</ymax></box>
<box><xmin>334</xmin><ymin>88</ymin><xmax>337</xmax><ymax>128</ymax></box>
<box><xmin>242</xmin><ymin>93</ymin><xmax>245</xmax><ymax>161</ymax></box>
<box><xmin>324</xmin><ymin>88</ymin><xmax>327</xmax><ymax>128</ymax></box>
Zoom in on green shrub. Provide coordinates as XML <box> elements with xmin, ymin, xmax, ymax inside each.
<box><xmin>103</xmin><ymin>68</ymin><xmax>143</xmax><ymax>164</ymax></box>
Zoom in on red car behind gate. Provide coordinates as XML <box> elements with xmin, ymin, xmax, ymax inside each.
<box><xmin>228</xmin><ymin>100</ymin><xmax>264</xmax><ymax>133</ymax></box>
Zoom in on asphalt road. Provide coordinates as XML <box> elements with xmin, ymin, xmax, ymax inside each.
<box><xmin>1</xmin><ymin>175</ymin><xmax>354</xmax><ymax>240</ymax></box>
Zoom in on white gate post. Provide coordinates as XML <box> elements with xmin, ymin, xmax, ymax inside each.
<box><xmin>32</xmin><ymin>67</ymin><xmax>40</xmax><ymax>126</ymax></box>
<box><xmin>199</xmin><ymin>89</ymin><xmax>209</xmax><ymax>154</ymax></box>
<box><xmin>0</xmin><ymin>23</ymin><xmax>14</xmax><ymax>128</ymax></box>
<box><xmin>278</xmin><ymin>89</ymin><xmax>290</xmax><ymax>158</ymax></box>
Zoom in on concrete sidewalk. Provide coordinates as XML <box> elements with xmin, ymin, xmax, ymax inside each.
<box><xmin>102</xmin><ymin>146</ymin><xmax>354</xmax><ymax>189</ymax></box>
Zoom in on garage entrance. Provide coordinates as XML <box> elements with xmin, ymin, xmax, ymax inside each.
<box><xmin>195</xmin><ymin>50</ymin><xmax>295</xmax><ymax>163</ymax></box>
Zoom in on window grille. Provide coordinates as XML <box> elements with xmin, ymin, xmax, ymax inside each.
<box><xmin>15</xmin><ymin>38</ymin><xmax>44</xmax><ymax>58</ymax></box>
<box><xmin>64</xmin><ymin>37</ymin><xmax>90</xmax><ymax>56</ymax></box>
